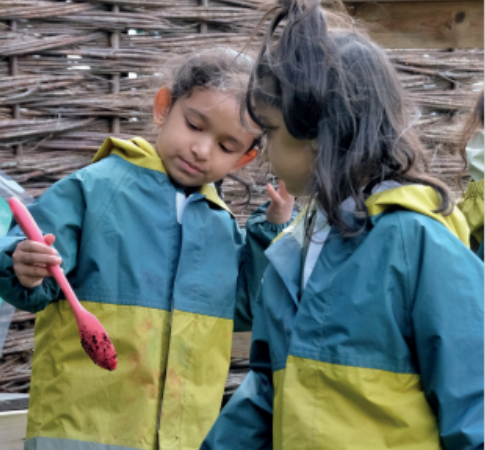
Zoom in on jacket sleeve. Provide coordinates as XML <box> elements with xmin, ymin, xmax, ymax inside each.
<box><xmin>234</xmin><ymin>202</ymin><xmax>296</xmax><ymax>331</ymax></box>
<box><xmin>0</xmin><ymin>173</ymin><xmax>86</xmax><ymax>312</ymax></box>
<box><xmin>402</xmin><ymin>213</ymin><xmax>484</xmax><ymax>450</ymax></box>
<box><xmin>201</xmin><ymin>290</ymin><xmax>274</xmax><ymax>450</ymax></box>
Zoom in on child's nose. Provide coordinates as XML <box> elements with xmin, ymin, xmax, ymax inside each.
<box><xmin>191</xmin><ymin>138</ymin><xmax>212</xmax><ymax>160</ymax></box>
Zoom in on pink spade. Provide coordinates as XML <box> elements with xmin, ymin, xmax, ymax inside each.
<box><xmin>9</xmin><ymin>197</ymin><xmax>117</xmax><ymax>371</ymax></box>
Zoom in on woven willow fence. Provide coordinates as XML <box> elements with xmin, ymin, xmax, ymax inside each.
<box><xmin>0</xmin><ymin>0</ymin><xmax>483</xmax><ymax>393</ymax></box>
<box><xmin>0</xmin><ymin>0</ymin><xmax>484</xmax><ymax>203</ymax></box>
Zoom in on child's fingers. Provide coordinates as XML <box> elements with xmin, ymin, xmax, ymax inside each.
<box><xmin>13</xmin><ymin>249</ymin><xmax>62</xmax><ymax>267</ymax></box>
<box><xmin>267</xmin><ymin>182</ymin><xmax>295</xmax><ymax>205</ymax></box>
<box><xmin>44</xmin><ymin>234</ymin><xmax>56</xmax><ymax>246</ymax></box>
<box><xmin>17</xmin><ymin>239</ymin><xmax>58</xmax><ymax>256</ymax></box>
<box><xmin>266</xmin><ymin>183</ymin><xmax>283</xmax><ymax>205</ymax></box>
<box><xmin>15</xmin><ymin>262</ymin><xmax>52</xmax><ymax>279</ymax></box>
<box><xmin>277</xmin><ymin>181</ymin><xmax>292</xmax><ymax>200</ymax></box>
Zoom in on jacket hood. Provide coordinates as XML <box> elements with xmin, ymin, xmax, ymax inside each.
<box><xmin>93</xmin><ymin>136</ymin><xmax>165</xmax><ymax>172</ymax></box>
<box><xmin>275</xmin><ymin>184</ymin><xmax>469</xmax><ymax>247</ymax></box>
<box><xmin>366</xmin><ymin>184</ymin><xmax>469</xmax><ymax>247</ymax></box>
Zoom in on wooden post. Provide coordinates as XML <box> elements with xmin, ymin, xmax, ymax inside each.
<box><xmin>231</xmin><ymin>332</ymin><xmax>251</xmax><ymax>359</ymax></box>
<box><xmin>0</xmin><ymin>410</ymin><xmax>28</xmax><ymax>450</ymax></box>
<box><xmin>9</xmin><ymin>20</ymin><xmax>22</xmax><ymax>156</ymax></box>
<box><xmin>200</xmin><ymin>0</ymin><xmax>208</xmax><ymax>34</ymax></box>
<box><xmin>111</xmin><ymin>5</ymin><xmax>120</xmax><ymax>135</ymax></box>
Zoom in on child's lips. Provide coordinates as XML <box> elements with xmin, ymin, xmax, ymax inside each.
<box><xmin>178</xmin><ymin>157</ymin><xmax>204</xmax><ymax>175</ymax></box>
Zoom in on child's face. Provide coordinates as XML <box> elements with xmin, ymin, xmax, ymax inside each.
<box><xmin>154</xmin><ymin>87</ymin><xmax>258</xmax><ymax>188</ymax></box>
<box><xmin>258</xmin><ymin>106</ymin><xmax>315</xmax><ymax>197</ymax></box>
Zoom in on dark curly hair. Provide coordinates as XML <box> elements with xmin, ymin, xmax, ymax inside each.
<box><xmin>154</xmin><ymin>48</ymin><xmax>261</xmax><ymax>197</ymax></box>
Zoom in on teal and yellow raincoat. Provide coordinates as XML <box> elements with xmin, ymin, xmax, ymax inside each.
<box><xmin>202</xmin><ymin>185</ymin><xmax>484</xmax><ymax>450</ymax></box>
<box><xmin>0</xmin><ymin>137</ymin><xmax>290</xmax><ymax>450</ymax></box>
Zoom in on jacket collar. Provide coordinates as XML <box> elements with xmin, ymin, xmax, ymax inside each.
<box><xmin>92</xmin><ymin>136</ymin><xmax>233</xmax><ymax>215</ymax></box>
<box><xmin>265</xmin><ymin>211</ymin><xmax>306</xmax><ymax>305</ymax></box>
<box><xmin>366</xmin><ymin>184</ymin><xmax>469</xmax><ymax>247</ymax></box>
<box><xmin>265</xmin><ymin>183</ymin><xmax>470</xmax><ymax>306</ymax></box>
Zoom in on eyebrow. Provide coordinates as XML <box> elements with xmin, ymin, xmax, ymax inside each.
<box><xmin>186</xmin><ymin>107</ymin><xmax>245</xmax><ymax>149</ymax></box>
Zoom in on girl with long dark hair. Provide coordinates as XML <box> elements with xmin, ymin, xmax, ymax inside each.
<box><xmin>201</xmin><ymin>2</ymin><xmax>483</xmax><ymax>449</ymax></box>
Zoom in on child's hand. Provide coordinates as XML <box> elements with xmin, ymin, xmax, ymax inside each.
<box><xmin>12</xmin><ymin>234</ymin><xmax>62</xmax><ymax>288</ymax></box>
<box><xmin>265</xmin><ymin>181</ymin><xmax>295</xmax><ymax>224</ymax></box>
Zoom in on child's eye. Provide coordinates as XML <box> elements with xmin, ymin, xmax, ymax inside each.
<box><xmin>186</xmin><ymin>119</ymin><xmax>201</xmax><ymax>132</ymax></box>
<box><xmin>219</xmin><ymin>144</ymin><xmax>234</xmax><ymax>154</ymax></box>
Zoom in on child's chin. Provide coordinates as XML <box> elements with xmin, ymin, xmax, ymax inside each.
<box><xmin>169</xmin><ymin>171</ymin><xmax>205</xmax><ymax>188</ymax></box>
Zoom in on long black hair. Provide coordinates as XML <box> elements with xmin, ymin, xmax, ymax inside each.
<box><xmin>246</xmin><ymin>0</ymin><xmax>452</xmax><ymax>235</ymax></box>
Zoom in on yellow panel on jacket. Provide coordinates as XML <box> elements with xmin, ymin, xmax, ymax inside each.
<box><xmin>273</xmin><ymin>356</ymin><xmax>441</xmax><ymax>450</ymax></box>
<box><xmin>159</xmin><ymin>310</ymin><xmax>233</xmax><ymax>450</ymax></box>
<box><xmin>27</xmin><ymin>300</ymin><xmax>171</xmax><ymax>450</ymax></box>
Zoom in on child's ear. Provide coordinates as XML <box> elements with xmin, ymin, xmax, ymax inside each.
<box><xmin>230</xmin><ymin>149</ymin><xmax>258</xmax><ymax>172</ymax></box>
<box><xmin>153</xmin><ymin>87</ymin><xmax>172</xmax><ymax>126</ymax></box>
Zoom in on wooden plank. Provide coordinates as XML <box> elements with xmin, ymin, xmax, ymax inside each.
<box><xmin>0</xmin><ymin>410</ymin><xmax>27</xmax><ymax>450</ymax></box>
<box><xmin>0</xmin><ymin>394</ymin><xmax>29</xmax><ymax>412</ymax></box>
<box><xmin>351</xmin><ymin>1</ymin><xmax>484</xmax><ymax>49</ymax></box>
<box><xmin>231</xmin><ymin>332</ymin><xmax>251</xmax><ymax>359</ymax></box>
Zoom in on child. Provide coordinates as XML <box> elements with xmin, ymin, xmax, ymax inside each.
<box><xmin>201</xmin><ymin>2</ymin><xmax>484</xmax><ymax>449</ymax></box>
<box><xmin>458</xmin><ymin>90</ymin><xmax>484</xmax><ymax>260</ymax></box>
<box><xmin>0</xmin><ymin>50</ymin><xmax>294</xmax><ymax>450</ymax></box>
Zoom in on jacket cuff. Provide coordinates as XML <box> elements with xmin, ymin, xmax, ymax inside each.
<box><xmin>0</xmin><ymin>238</ymin><xmax>53</xmax><ymax>313</ymax></box>
<box><xmin>246</xmin><ymin>201</ymin><xmax>295</xmax><ymax>233</ymax></box>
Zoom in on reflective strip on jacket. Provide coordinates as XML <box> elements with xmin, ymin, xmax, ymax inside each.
<box><xmin>0</xmin><ymin>137</ymin><xmax>289</xmax><ymax>450</ymax></box>
<box><xmin>202</xmin><ymin>185</ymin><xmax>484</xmax><ymax>450</ymax></box>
